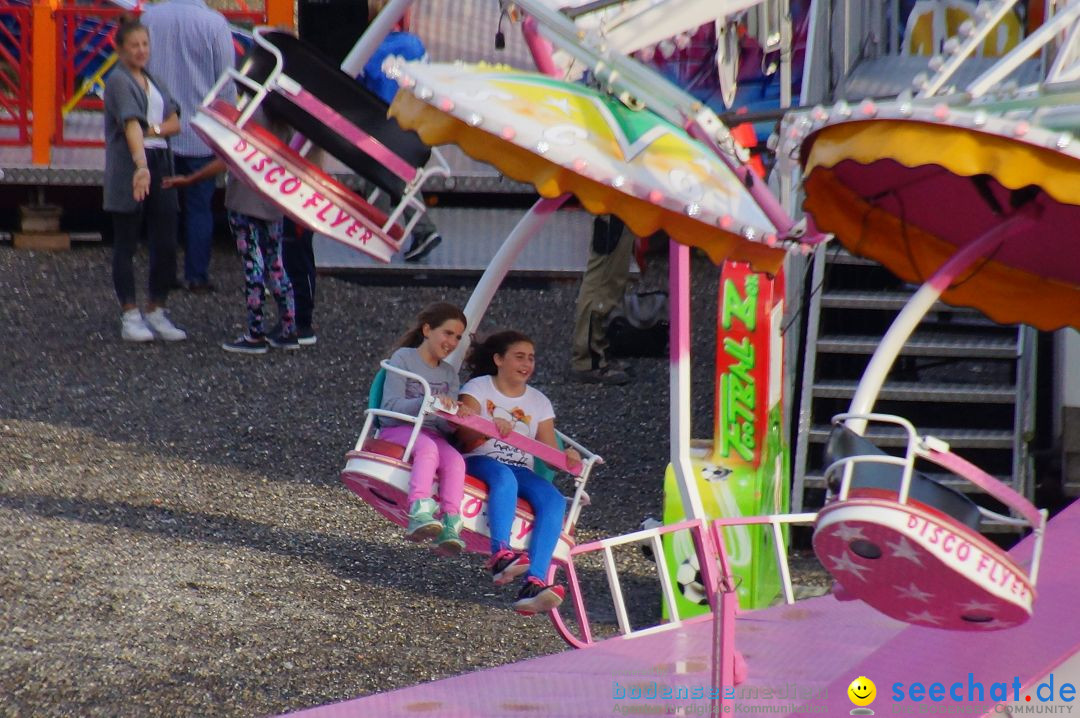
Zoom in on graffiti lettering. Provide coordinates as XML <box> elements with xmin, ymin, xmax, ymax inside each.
<box><xmin>721</xmin><ymin>274</ymin><xmax>759</xmax><ymax>331</ymax></box>
<box><xmin>720</xmin><ymin>337</ymin><xmax>756</xmax><ymax>462</ymax></box>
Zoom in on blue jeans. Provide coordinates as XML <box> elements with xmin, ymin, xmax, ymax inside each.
<box><xmin>175</xmin><ymin>155</ymin><xmax>217</xmax><ymax>284</ymax></box>
<box><xmin>466</xmin><ymin>455</ymin><xmax>565</xmax><ymax>581</ymax></box>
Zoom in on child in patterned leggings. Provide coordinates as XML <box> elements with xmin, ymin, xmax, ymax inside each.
<box><xmin>163</xmin><ymin>108</ymin><xmax>297</xmax><ymax>354</ymax></box>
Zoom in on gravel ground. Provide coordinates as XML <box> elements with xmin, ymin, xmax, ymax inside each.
<box><xmin>0</xmin><ymin>241</ymin><xmax>827</xmax><ymax>717</ymax></box>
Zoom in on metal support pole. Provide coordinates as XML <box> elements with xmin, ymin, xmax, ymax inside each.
<box><xmin>446</xmin><ymin>194</ymin><xmax>570</xmax><ymax>369</ymax></box>
<box><xmin>670</xmin><ymin>241</ymin><xmax>708</xmax><ymax>521</ymax></box>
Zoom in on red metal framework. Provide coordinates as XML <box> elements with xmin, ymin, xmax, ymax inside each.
<box><xmin>52</xmin><ymin>0</ymin><xmax>266</xmax><ymax>147</ymax></box>
<box><xmin>0</xmin><ymin>1</ymin><xmax>31</xmax><ymax>145</ymax></box>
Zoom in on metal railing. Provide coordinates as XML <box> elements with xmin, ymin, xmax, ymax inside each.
<box><xmin>52</xmin><ymin>0</ymin><xmax>266</xmax><ymax>147</ymax></box>
<box><xmin>0</xmin><ymin>1</ymin><xmax>31</xmax><ymax>145</ymax></box>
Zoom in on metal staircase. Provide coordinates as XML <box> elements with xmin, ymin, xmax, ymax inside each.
<box><xmin>792</xmin><ymin>246</ymin><xmax>1037</xmax><ymax>528</ymax></box>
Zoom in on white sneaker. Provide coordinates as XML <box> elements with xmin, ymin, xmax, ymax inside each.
<box><xmin>143</xmin><ymin>308</ymin><xmax>187</xmax><ymax>341</ymax></box>
<box><xmin>121</xmin><ymin>308</ymin><xmax>154</xmax><ymax>342</ymax></box>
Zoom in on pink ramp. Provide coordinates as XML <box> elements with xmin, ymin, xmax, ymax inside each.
<box><xmin>284</xmin><ymin>501</ymin><xmax>1080</xmax><ymax>718</ymax></box>
<box><xmin>284</xmin><ymin>596</ymin><xmax>906</xmax><ymax>716</ymax></box>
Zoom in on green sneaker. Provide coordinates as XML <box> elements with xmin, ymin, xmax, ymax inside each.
<box><xmin>404</xmin><ymin>498</ymin><xmax>441</xmax><ymax>542</ymax></box>
<box><xmin>434</xmin><ymin>513</ymin><xmax>465</xmax><ymax>556</ymax></box>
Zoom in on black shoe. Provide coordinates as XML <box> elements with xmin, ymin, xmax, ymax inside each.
<box><xmin>184</xmin><ymin>280</ymin><xmax>215</xmax><ymax>294</ymax></box>
<box><xmin>570</xmin><ymin>366</ymin><xmax>630</xmax><ymax>386</ymax></box>
<box><xmin>222</xmin><ymin>335</ymin><xmax>268</xmax><ymax>354</ymax></box>
<box><xmin>267</xmin><ymin>331</ymin><xmax>300</xmax><ymax>350</ymax></box>
<box><xmin>270</xmin><ymin>321</ymin><xmax>317</xmax><ymax>347</ymax></box>
<box><xmin>403</xmin><ymin>232</ymin><xmax>442</xmax><ymax>262</ymax></box>
<box><xmin>513</xmin><ymin>577</ymin><xmax>565</xmax><ymax>615</ymax></box>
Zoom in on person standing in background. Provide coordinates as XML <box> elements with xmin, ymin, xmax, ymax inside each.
<box><xmin>103</xmin><ymin>18</ymin><xmax>187</xmax><ymax>343</ymax></box>
<box><xmin>142</xmin><ymin>0</ymin><xmax>236</xmax><ymax>293</ymax></box>
<box><xmin>361</xmin><ymin>0</ymin><xmax>443</xmax><ymax>262</ymax></box>
<box><xmin>569</xmin><ymin>215</ymin><xmax>633</xmax><ymax>385</ymax></box>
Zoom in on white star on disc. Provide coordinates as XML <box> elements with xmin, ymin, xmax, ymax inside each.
<box><xmin>828</xmin><ymin>552</ymin><xmax>872</xmax><ymax>582</ymax></box>
<box><xmin>886</xmin><ymin>536</ymin><xmax>923</xmax><ymax>566</ymax></box>
<box><xmin>895</xmin><ymin>582</ymin><xmax>934</xmax><ymax>603</ymax></box>
<box><xmin>958</xmin><ymin>599</ymin><xmax>997</xmax><ymax>614</ymax></box>
<box><xmin>905</xmin><ymin>609</ymin><xmax>942</xmax><ymax>625</ymax></box>
<box><xmin>832</xmin><ymin>522</ymin><xmax>868</xmax><ymax>543</ymax></box>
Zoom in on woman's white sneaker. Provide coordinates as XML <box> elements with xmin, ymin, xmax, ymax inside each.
<box><xmin>142</xmin><ymin>308</ymin><xmax>187</xmax><ymax>341</ymax></box>
<box><xmin>121</xmin><ymin>309</ymin><xmax>154</xmax><ymax>342</ymax></box>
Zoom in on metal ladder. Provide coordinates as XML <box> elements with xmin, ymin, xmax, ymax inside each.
<box><xmin>792</xmin><ymin>246</ymin><xmax>1037</xmax><ymax>528</ymax></box>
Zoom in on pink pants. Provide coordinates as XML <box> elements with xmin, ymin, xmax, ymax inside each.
<box><xmin>378</xmin><ymin>425</ymin><xmax>465</xmax><ymax>515</ymax></box>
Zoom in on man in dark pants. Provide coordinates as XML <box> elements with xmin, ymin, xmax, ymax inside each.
<box><xmin>142</xmin><ymin>0</ymin><xmax>236</xmax><ymax>293</ymax></box>
<box><xmin>570</xmin><ymin>215</ymin><xmax>633</xmax><ymax>385</ymax></box>
<box><xmin>281</xmin><ymin>218</ymin><xmax>318</xmax><ymax>345</ymax></box>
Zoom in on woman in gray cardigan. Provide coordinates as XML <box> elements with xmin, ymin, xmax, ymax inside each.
<box><xmin>103</xmin><ymin>19</ymin><xmax>186</xmax><ymax>342</ymax></box>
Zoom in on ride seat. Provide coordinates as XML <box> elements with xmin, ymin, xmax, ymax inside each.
<box><xmin>362</xmin><ymin>368</ymin><xmax>540</xmax><ymax>518</ymax></box>
<box><xmin>238</xmin><ymin>30</ymin><xmax>431</xmax><ymax>198</ymax></box>
<box><xmin>825</xmin><ymin>424</ymin><xmax>980</xmax><ymax>530</ymax></box>
<box><xmin>204</xmin><ymin>100</ymin><xmax>405</xmax><ymax>242</ymax></box>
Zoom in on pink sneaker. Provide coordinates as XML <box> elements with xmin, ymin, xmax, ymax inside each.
<box><xmin>486</xmin><ymin>549</ymin><xmax>530</xmax><ymax>586</ymax></box>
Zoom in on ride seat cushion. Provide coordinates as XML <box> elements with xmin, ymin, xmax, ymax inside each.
<box><xmin>239</xmin><ymin>30</ymin><xmax>431</xmax><ymax>196</ymax></box>
<box><xmin>825</xmin><ymin>425</ymin><xmax>981</xmax><ymax>530</ymax></box>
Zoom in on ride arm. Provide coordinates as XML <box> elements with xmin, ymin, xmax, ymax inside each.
<box><xmin>437</xmin><ymin>410</ymin><xmax>584</xmax><ymax>476</ymax></box>
<box><xmin>535</xmin><ymin>417</ymin><xmax>582</xmax><ymax>466</ymax></box>
<box><xmin>455</xmin><ymin>393</ymin><xmax>488</xmax><ymax>448</ymax></box>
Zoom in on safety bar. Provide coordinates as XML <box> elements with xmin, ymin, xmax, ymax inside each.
<box><xmin>827</xmin><ymin>411</ymin><xmax>1048</xmax><ymax>585</ymax></box>
<box><xmin>356</xmin><ymin>361</ymin><xmax>604</xmax><ymax>538</ymax></box>
<box><xmin>354</xmin><ymin>360</ymin><xmax>434</xmax><ymax>463</ymax></box>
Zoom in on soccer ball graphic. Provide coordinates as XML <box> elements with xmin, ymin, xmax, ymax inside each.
<box><xmin>675</xmin><ymin>553</ymin><xmax>709</xmax><ymax>605</ymax></box>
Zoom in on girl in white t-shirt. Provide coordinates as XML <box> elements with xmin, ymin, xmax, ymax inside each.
<box><xmin>458</xmin><ymin>330</ymin><xmax>581</xmax><ymax>614</ymax></box>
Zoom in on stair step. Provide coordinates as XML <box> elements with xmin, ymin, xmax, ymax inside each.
<box><xmin>811</xmin><ymin>380</ymin><xmax>1017</xmax><ymax>403</ymax></box>
<box><xmin>808</xmin><ymin>425</ymin><xmax>1015</xmax><ymax>449</ymax></box>
<box><xmin>821</xmin><ymin>290</ymin><xmax>984</xmax><ymax>315</ymax></box>
<box><xmin>816</xmin><ymin>334</ymin><xmax>1017</xmax><ymax>358</ymax></box>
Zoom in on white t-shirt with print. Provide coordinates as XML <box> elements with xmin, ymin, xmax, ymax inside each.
<box><xmin>459</xmin><ymin>375</ymin><xmax>555</xmax><ymax>470</ymax></box>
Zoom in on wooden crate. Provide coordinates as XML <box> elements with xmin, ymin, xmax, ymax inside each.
<box><xmin>14</xmin><ymin>232</ymin><xmax>71</xmax><ymax>251</ymax></box>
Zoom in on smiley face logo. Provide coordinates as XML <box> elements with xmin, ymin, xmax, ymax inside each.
<box><xmin>848</xmin><ymin>676</ymin><xmax>876</xmax><ymax>711</ymax></box>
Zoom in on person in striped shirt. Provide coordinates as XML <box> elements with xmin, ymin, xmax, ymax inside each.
<box><xmin>142</xmin><ymin>0</ymin><xmax>237</xmax><ymax>293</ymax></box>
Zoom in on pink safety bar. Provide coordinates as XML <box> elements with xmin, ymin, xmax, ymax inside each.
<box><xmin>288</xmin><ymin>87</ymin><xmax>419</xmax><ymax>183</ymax></box>
<box><xmin>922</xmin><ymin>446</ymin><xmax>1043</xmax><ymax>528</ymax></box>
<box><xmin>435</xmin><ymin>410</ymin><xmax>583</xmax><ymax>476</ymax></box>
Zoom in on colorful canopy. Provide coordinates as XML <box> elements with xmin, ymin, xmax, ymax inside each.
<box><xmin>388</xmin><ymin>61</ymin><xmax>803</xmax><ymax>274</ymax></box>
<box><xmin>784</xmin><ymin>89</ymin><xmax>1080</xmax><ymax>330</ymax></box>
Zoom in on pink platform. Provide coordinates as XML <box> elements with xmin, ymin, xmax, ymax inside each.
<box><xmin>284</xmin><ymin>501</ymin><xmax>1080</xmax><ymax>717</ymax></box>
